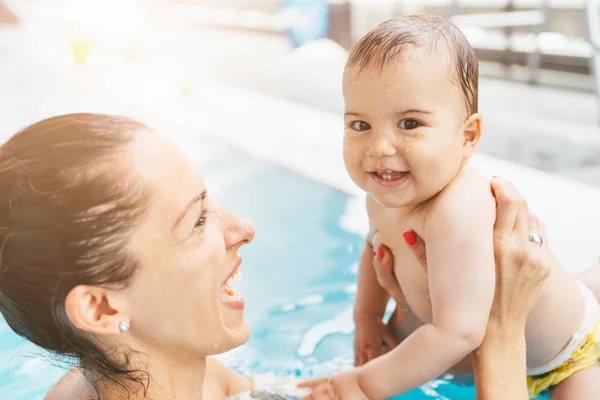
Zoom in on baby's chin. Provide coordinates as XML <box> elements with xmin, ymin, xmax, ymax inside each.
<box><xmin>369</xmin><ymin>192</ymin><xmax>413</xmax><ymax>209</ymax></box>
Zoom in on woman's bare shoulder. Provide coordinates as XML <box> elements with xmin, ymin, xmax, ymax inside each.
<box><xmin>44</xmin><ymin>368</ymin><xmax>94</xmax><ymax>400</ymax></box>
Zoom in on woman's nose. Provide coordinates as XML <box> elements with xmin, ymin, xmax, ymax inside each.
<box><xmin>223</xmin><ymin>212</ymin><xmax>255</xmax><ymax>249</ymax></box>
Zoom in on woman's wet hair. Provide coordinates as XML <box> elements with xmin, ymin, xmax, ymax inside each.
<box><xmin>0</xmin><ymin>113</ymin><xmax>152</xmax><ymax>397</ymax></box>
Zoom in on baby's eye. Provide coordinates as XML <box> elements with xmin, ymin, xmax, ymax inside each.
<box><xmin>350</xmin><ymin>121</ymin><xmax>371</xmax><ymax>132</ymax></box>
<box><xmin>398</xmin><ymin>119</ymin><xmax>422</xmax><ymax>130</ymax></box>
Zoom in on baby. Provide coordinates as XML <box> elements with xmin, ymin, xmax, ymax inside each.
<box><xmin>307</xmin><ymin>16</ymin><xmax>600</xmax><ymax>399</ymax></box>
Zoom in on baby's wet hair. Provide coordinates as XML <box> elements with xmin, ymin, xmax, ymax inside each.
<box><xmin>346</xmin><ymin>15</ymin><xmax>479</xmax><ymax>117</ymax></box>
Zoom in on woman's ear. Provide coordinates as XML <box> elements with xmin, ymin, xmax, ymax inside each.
<box><xmin>65</xmin><ymin>285</ymin><xmax>130</xmax><ymax>336</ymax></box>
<box><xmin>461</xmin><ymin>113</ymin><xmax>482</xmax><ymax>159</ymax></box>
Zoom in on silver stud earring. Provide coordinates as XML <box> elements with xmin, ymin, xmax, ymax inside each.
<box><xmin>119</xmin><ymin>321</ymin><xmax>130</xmax><ymax>333</ymax></box>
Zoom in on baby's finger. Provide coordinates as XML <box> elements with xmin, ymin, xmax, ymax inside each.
<box><xmin>304</xmin><ymin>383</ymin><xmax>335</xmax><ymax>400</ymax></box>
<box><xmin>298</xmin><ymin>377</ymin><xmax>329</xmax><ymax>388</ymax></box>
<box><xmin>383</xmin><ymin>329</ymin><xmax>401</xmax><ymax>349</ymax></box>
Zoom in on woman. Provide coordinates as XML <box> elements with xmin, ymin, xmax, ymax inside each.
<box><xmin>0</xmin><ymin>113</ymin><xmax>589</xmax><ymax>399</ymax></box>
<box><xmin>1</xmin><ymin>113</ymin><xmax>254</xmax><ymax>399</ymax></box>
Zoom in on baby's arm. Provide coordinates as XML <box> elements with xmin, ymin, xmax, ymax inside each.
<box><xmin>357</xmin><ymin>189</ymin><xmax>496</xmax><ymax>399</ymax></box>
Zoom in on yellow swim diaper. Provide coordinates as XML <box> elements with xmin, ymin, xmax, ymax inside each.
<box><xmin>527</xmin><ymin>282</ymin><xmax>600</xmax><ymax>398</ymax></box>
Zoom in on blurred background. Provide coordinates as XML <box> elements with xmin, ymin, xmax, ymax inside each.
<box><xmin>0</xmin><ymin>1</ymin><xmax>599</xmax><ymax>399</ymax></box>
<box><xmin>1</xmin><ymin>0</ymin><xmax>599</xmax><ymax>185</ymax></box>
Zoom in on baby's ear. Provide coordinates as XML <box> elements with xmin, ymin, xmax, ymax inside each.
<box><xmin>461</xmin><ymin>113</ymin><xmax>482</xmax><ymax>159</ymax></box>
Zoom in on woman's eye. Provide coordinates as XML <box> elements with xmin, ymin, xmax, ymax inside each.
<box><xmin>194</xmin><ymin>210</ymin><xmax>207</xmax><ymax>228</ymax></box>
<box><xmin>350</xmin><ymin>121</ymin><xmax>371</xmax><ymax>132</ymax></box>
<box><xmin>398</xmin><ymin>119</ymin><xmax>422</xmax><ymax>130</ymax></box>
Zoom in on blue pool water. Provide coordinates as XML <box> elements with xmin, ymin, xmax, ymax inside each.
<box><xmin>0</xmin><ymin>140</ymin><xmax>543</xmax><ymax>399</ymax></box>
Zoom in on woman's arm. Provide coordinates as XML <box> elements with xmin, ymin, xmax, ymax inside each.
<box><xmin>471</xmin><ymin>178</ymin><xmax>550</xmax><ymax>400</ymax></box>
<box><xmin>472</xmin><ymin>323</ymin><xmax>528</xmax><ymax>400</ymax></box>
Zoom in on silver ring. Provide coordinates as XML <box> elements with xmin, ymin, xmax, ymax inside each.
<box><xmin>528</xmin><ymin>233</ymin><xmax>543</xmax><ymax>246</ymax></box>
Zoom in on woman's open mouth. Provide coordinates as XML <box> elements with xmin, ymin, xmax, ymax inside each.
<box><xmin>370</xmin><ymin>170</ymin><xmax>410</xmax><ymax>188</ymax></box>
<box><xmin>220</xmin><ymin>269</ymin><xmax>244</xmax><ymax>310</ymax></box>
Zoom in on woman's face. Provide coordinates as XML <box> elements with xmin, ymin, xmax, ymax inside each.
<box><xmin>122</xmin><ymin>131</ymin><xmax>255</xmax><ymax>358</ymax></box>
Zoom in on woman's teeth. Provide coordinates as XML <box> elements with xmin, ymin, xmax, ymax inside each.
<box><xmin>221</xmin><ymin>270</ymin><xmax>243</xmax><ymax>298</ymax></box>
<box><xmin>223</xmin><ymin>270</ymin><xmax>242</xmax><ymax>289</ymax></box>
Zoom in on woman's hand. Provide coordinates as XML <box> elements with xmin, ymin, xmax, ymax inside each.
<box><xmin>488</xmin><ymin>177</ymin><xmax>551</xmax><ymax>330</ymax></box>
<box><xmin>371</xmin><ymin>244</ymin><xmax>404</xmax><ymax>306</ymax></box>
<box><xmin>471</xmin><ymin>177</ymin><xmax>552</xmax><ymax>400</ymax></box>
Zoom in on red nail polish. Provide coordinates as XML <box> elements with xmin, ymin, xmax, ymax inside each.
<box><xmin>377</xmin><ymin>246</ymin><xmax>384</xmax><ymax>260</ymax></box>
<box><xmin>402</xmin><ymin>230</ymin><xmax>417</xmax><ymax>247</ymax></box>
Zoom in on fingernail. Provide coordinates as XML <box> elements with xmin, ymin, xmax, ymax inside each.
<box><xmin>402</xmin><ymin>230</ymin><xmax>417</xmax><ymax>247</ymax></box>
<box><xmin>377</xmin><ymin>246</ymin><xmax>384</xmax><ymax>260</ymax></box>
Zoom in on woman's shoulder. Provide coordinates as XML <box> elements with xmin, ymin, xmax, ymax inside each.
<box><xmin>44</xmin><ymin>368</ymin><xmax>95</xmax><ymax>400</ymax></box>
<box><xmin>206</xmin><ymin>356</ymin><xmax>252</xmax><ymax>397</ymax></box>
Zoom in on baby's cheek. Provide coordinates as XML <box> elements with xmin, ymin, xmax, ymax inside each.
<box><xmin>400</xmin><ymin>144</ymin><xmax>414</xmax><ymax>156</ymax></box>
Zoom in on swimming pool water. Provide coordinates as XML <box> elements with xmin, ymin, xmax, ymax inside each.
<box><xmin>0</xmin><ymin>140</ymin><xmax>545</xmax><ymax>399</ymax></box>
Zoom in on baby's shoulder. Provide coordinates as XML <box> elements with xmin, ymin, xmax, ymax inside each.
<box><xmin>437</xmin><ymin>166</ymin><xmax>493</xmax><ymax>205</ymax></box>
<box><xmin>425</xmin><ymin>166</ymin><xmax>496</xmax><ymax>225</ymax></box>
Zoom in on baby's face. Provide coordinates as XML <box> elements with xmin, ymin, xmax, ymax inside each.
<box><xmin>343</xmin><ymin>48</ymin><xmax>470</xmax><ymax>208</ymax></box>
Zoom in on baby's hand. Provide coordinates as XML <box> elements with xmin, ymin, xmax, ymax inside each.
<box><xmin>353</xmin><ymin>317</ymin><xmax>399</xmax><ymax>366</ymax></box>
<box><xmin>299</xmin><ymin>369</ymin><xmax>369</xmax><ymax>400</ymax></box>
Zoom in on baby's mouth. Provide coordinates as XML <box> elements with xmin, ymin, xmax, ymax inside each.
<box><xmin>372</xmin><ymin>170</ymin><xmax>407</xmax><ymax>180</ymax></box>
